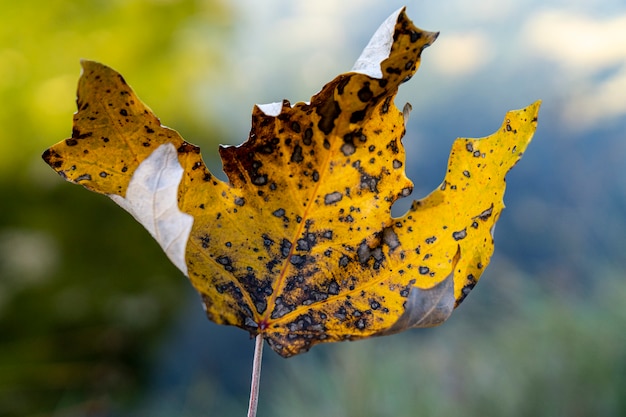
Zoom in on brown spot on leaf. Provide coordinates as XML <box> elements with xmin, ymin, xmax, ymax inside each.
<box><xmin>317</xmin><ymin>99</ymin><xmax>341</xmax><ymax>135</ymax></box>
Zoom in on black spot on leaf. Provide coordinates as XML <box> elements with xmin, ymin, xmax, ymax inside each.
<box><xmin>291</xmin><ymin>144</ymin><xmax>304</xmax><ymax>163</ymax></box>
<box><xmin>357</xmin><ymin>82</ymin><xmax>373</xmax><ymax>102</ymax></box>
<box><xmin>317</xmin><ymin>99</ymin><xmax>341</xmax><ymax>135</ymax></box>
<box><xmin>452</xmin><ymin>229</ymin><xmax>467</xmax><ymax>240</ymax></box>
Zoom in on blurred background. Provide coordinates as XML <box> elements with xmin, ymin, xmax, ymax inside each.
<box><xmin>1</xmin><ymin>0</ymin><xmax>624</xmax><ymax>416</ymax></box>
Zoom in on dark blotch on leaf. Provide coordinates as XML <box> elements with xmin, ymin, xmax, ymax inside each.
<box><xmin>452</xmin><ymin>229</ymin><xmax>467</xmax><ymax>240</ymax></box>
<box><xmin>381</xmin><ymin>97</ymin><xmax>391</xmax><ymax>114</ymax></box>
<box><xmin>291</xmin><ymin>145</ymin><xmax>304</xmax><ymax>163</ymax></box>
<box><xmin>262</xmin><ymin>234</ymin><xmax>274</xmax><ymax>248</ymax></box>
<box><xmin>324</xmin><ymin>191</ymin><xmax>343</xmax><ymax>205</ymax></box>
<box><xmin>216</xmin><ymin>256</ymin><xmax>233</xmax><ymax>272</ymax></box>
<box><xmin>303</xmin><ymin>128</ymin><xmax>313</xmax><ymax>145</ymax></box>
<box><xmin>387</xmin><ymin>139</ymin><xmax>399</xmax><ymax>154</ymax></box>
<box><xmin>341</xmin><ymin>134</ymin><xmax>356</xmax><ymax>156</ymax></box>
<box><xmin>317</xmin><ymin>99</ymin><xmax>341</xmax><ymax>135</ymax></box>
<box><xmin>357</xmin><ymin>82</ymin><xmax>373</xmax><ymax>102</ymax></box>
<box><xmin>253</xmin><ymin>174</ymin><xmax>268</xmax><ymax>186</ymax></box>
<box><xmin>328</xmin><ymin>280</ymin><xmax>340</xmax><ymax>295</ymax></box>
<box><xmin>75</xmin><ymin>174</ymin><xmax>91</xmax><ymax>182</ymax></box>
<box><xmin>281</xmin><ymin>239</ymin><xmax>292</xmax><ymax>258</ymax></box>
<box><xmin>382</xmin><ymin>227</ymin><xmax>400</xmax><ymax>250</ymax></box>
<box><xmin>457</xmin><ymin>275</ymin><xmax>477</xmax><ymax>305</ymax></box>
<box><xmin>72</xmin><ymin>128</ymin><xmax>93</xmax><ymax>139</ymax></box>
<box><xmin>476</xmin><ymin>204</ymin><xmax>494</xmax><ymax>221</ymax></box>
<box><xmin>289</xmin><ymin>254</ymin><xmax>307</xmax><ymax>268</ymax></box>
<box><xmin>355</xmin><ymin>317</ymin><xmax>366</xmax><ymax>330</ymax></box>
<box><xmin>350</xmin><ymin>110</ymin><xmax>366</xmax><ymax>123</ymax></box>
<box><xmin>271</xmin><ymin>297</ymin><xmax>295</xmax><ymax>319</ymax></box>
<box><xmin>296</xmin><ymin>238</ymin><xmax>311</xmax><ymax>251</ymax></box>
<box><xmin>334</xmin><ymin>306</ymin><xmax>347</xmax><ymax>321</ymax></box>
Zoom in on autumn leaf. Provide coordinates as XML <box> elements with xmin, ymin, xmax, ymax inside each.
<box><xmin>43</xmin><ymin>8</ymin><xmax>540</xmax><ymax>358</ymax></box>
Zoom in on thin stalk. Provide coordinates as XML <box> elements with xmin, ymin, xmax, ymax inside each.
<box><xmin>247</xmin><ymin>334</ymin><xmax>264</xmax><ymax>417</ymax></box>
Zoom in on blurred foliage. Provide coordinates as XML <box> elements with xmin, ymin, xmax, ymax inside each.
<box><xmin>0</xmin><ymin>0</ymin><xmax>231</xmax><ymax>415</ymax></box>
<box><xmin>0</xmin><ymin>183</ymin><xmax>184</xmax><ymax>415</ymax></box>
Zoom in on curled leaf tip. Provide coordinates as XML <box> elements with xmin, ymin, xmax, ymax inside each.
<box><xmin>352</xmin><ymin>7</ymin><xmax>438</xmax><ymax>80</ymax></box>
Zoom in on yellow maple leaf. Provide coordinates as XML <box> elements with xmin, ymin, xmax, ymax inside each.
<box><xmin>43</xmin><ymin>8</ymin><xmax>539</xmax><ymax>358</ymax></box>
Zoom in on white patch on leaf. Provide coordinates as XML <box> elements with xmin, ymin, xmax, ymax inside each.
<box><xmin>257</xmin><ymin>102</ymin><xmax>284</xmax><ymax>116</ymax></box>
<box><xmin>257</xmin><ymin>101</ymin><xmax>312</xmax><ymax>117</ymax></box>
<box><xmin>109</xmin><ymin>143</ymin><xmax>193</xmax><ymax>276</ymax></box>
<box><xmin>351</xmin><ymin>7</ymin><xmax>403</xmax><ymax>79</ymax></box>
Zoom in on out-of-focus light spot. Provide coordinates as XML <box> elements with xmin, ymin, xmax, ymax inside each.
<box><xmin>524</xmin><ymin>10</ymin><xmax>626</xmax><ymax>73</ymax></box>
<box><xmin>0</xmin><ymin>49</ymin><xmax>28</xmax><ymax>89</ymax></box>
<box><xmin>0</xmin><ymin>229</ymin><xmax>59</xmax><ymax>285</ymax></box>
<box><xmin>563</xmin><ymin>66</ymin><xmax>626</xmax><ymax>129</ymax></box>
<box><xmin>523</xmin><ymin>10</ymin><xmax>626</xmax><ymax>129</ymax></box>
<box><xmin>34</xmin><ymin>74</ymin><xmax>76</xmax><ymax>116</ymax></box>
<box><xmin>54</xmin><ymin>286</ymin><xmax>90</xmax><ymax>321</ymax></box>
<box><xmin>105</xmin><ymin>293</ymin><xmax>161</xmax><ymax>329</ymax></box>
<box><xmin>454</xmin><ymin>0</ymin><xmax>515</xmax><ymax>22</ymax></box>
<box><xmin>428</xmin><ymin>31</ymin><xmax>492</xmax><ymax>77</ymax></box>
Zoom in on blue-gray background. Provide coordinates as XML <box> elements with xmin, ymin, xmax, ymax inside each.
<box><xmin>1</xmin><ymin>1</ymin><xmax>624</xmax><ymax>416</ymax></box>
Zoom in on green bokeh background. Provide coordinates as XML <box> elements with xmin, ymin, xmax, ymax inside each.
<box><xmin>0</xmin><ymin>0</ymin><xmax>234</xmax><ymax>414</ymax></box>
<box><xmin>1</xmin><ymin>1</ymin><xmax>625</xmax><ymax>416</ymax></box>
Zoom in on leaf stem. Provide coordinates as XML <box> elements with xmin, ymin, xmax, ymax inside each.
<box><xmin>247</xmin><ymin>333</ymin><xmax>264</xmax><ymax>417</ymax></box>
